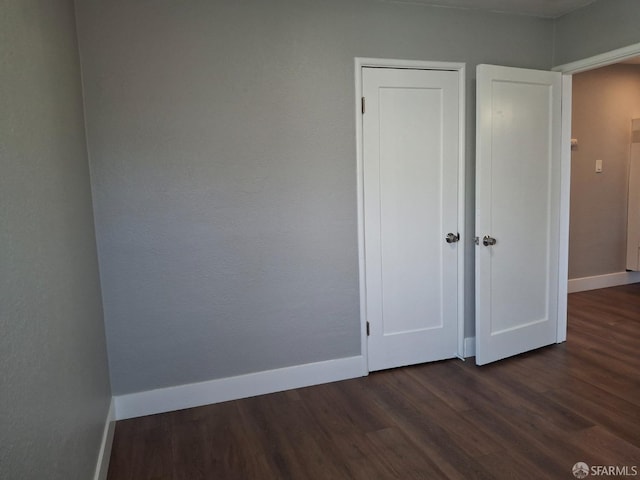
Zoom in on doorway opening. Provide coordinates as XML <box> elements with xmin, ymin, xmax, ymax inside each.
<box><xmin>568</xmin><ymin>59</ymin><xmax>640</xmax><ymax>291</ymax></box>
<box><xmin>554</xmin><ymin>42</ymin><xmax>640</xmax><ymax>338</ymax></box>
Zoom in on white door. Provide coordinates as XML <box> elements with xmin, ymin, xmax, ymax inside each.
<box><xmin>475</xmin><ymin>64</ymin><xmax>562</xmax><ymax>366</ymax></box>
<box><xmin>626</xmin><ymin>119</ymin><xmax>640</xmax><ymax>271</ymax></box>
<box><xmin>362</xmin><ymin>66</ymin><xmax>460</xmax><ymax>372</ymax></box>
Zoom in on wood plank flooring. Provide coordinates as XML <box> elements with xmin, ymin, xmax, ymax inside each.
<box><xmin>107</xmin><ymin>284</ymin><xmax>640</xmax><ymax>479</ymax></box>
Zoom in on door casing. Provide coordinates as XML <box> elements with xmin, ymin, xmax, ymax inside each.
<box><xmin>355</xmin><ymin>58</ymin><xmax>466</xmax><ymax>372</ymax></box>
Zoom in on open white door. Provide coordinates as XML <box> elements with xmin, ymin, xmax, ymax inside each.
<box><xmin>475</xmin><ymin>65</ymin><xmax>562</xmax><ymax>366</ymax></box>
<box><xmin>626</xmin><ymin>119</ymin><xmax>640</xmax><ymax>271</ymax></box>
<box><xmin>362</xmin><ymin>66</ymin><xmax>460</xmax><ymax>371</ymax></box>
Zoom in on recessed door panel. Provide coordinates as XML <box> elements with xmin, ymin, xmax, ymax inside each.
<box><xmin>379</xmin><ymin>87</ymin><xmax>443</xmax><ymax>334</ymax></box>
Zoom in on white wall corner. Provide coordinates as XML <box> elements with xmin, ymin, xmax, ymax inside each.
<box><xmin>567</xmin><ymin>271</ymin><xmax>640</xmax><ymax>293</ymax></box>
<box><xmin>463</xmin><ymin>337</ymin><xmax>476</xmax><ymax>358</ymax></box>
<box><xmin>114</xmin><ymin>355</ymin><xmax>366</xmax><ymax>420</ymax></box>
<box><xmin>93</xmin><ymin>398</ymin><xmax>116</xmax><ymax>480</ymax></box>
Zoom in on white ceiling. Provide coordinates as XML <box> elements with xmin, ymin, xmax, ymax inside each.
<box><xmin>382</xmin><ymin>0</ymin><xmax>598</xmax><ymax>18</ymax></box>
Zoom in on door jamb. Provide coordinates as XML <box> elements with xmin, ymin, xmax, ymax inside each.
<box><xmin>354</xmin><ymin>58</ymin><xmax>466</xmax><ymax>373</ymax></box>
<box><xmin>553</xmin><ymin>41</ymin><xmax>640</xmax><ymax>343</ymax></box>
<box><xmin>556</xmin><ymin>74</ymin><xmax>572</xmax><ymax>343</ymax></box>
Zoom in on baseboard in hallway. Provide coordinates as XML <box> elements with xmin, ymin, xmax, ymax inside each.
<box><xmin>568</xmin><ymin>271</ymin><xmax>640</xmax><ymax>293</ymax></box>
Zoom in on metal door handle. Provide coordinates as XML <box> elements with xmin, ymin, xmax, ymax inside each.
<box><xmin>482</xmin><ymin>235</ymin><xmax>497</xmax><ymax>246</ymax></box>
<box><xmin>446</xmin><ymin>232</ymin><xmax>460</xmax><ymax>243</ymax></box>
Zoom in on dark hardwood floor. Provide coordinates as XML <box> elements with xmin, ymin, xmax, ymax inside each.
<box><xmin>107</xmin><ymin>284</ymin><xmax>640</xmax><ymax>479</ymax></box>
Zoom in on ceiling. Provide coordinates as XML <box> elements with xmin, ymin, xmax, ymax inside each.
<box><xmin>382</xmin><ymin>0</ymin><xmax>598</xmax><ymax>18</ymax></box>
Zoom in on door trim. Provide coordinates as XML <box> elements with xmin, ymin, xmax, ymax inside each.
<box><xmin>355</xmin><ymin>58</ymin><xmax>466</xmax><ymax>371</ymax></box>
<box><xmin>557</xmin><ymin>74</ymin><xmax>571</xmax><ymax>344</ymax></box>
<box><xmin>553</xmin><ymin>41</ymin><xmax>640</xmax><ymax>344</ymax></box>
<box><xmin>553</xmin><ymin>41</ymin><xmax>640</xmax><ymax>74</ymax></box>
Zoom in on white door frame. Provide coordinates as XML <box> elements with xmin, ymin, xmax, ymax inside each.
<box><xmin>355</xmin><ymin>58</ymin><xmax>466</xmax><ymax>373</ymax></box>
<box><xmin>554</xmin><ymin>41</ymin><xmax>640</xmax><ymax>344</ymax></box>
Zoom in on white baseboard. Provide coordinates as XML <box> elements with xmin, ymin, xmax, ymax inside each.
<box><xmin>93</xmin><ymin>398</ymin><xmax>115</xmax><ymax>480</ymax></box>
<box><xmin>568</xmin><ymin>271</ymin><xmax>640</xmax><ymax>293</ymax></box>
<box><xmin>464</xmin><ymin>337</ymin><xmax>476</xmax><ymax>358</ymax></box>
<box><xmin>114</xmin><ymin>355</ymin><xmax>366</xmax><ymax>420</ymax></box>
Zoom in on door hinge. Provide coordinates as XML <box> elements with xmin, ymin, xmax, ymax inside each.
<box><xmin>366</xmin><ymin>321</ymin><xmax>370</xmax><ymax>336</ymax></box>
<box><xmin>361</xmin><ymin>97</ymin><xmax>365</xmax><ymax>114</ymax></box>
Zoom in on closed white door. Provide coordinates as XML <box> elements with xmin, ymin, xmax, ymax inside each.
<box><xmin>362</xmin><ymin>67</ymin><xmax>460</xmax><ymax>372</ymax></box>
<box><xmin>475</xmin><ymin>65</ymin><xmax>562</xmax><ymax>366</ymax></box>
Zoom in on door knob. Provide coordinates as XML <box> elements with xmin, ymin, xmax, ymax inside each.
<box><xmin>482</xmin><ymin>235</ymin><xmax>497</xmax><ymax>246</ymax></box>
<box><xmin>446</xmin><ymin>232</ymin><xmax>460</xmax><ymax>243</ymax></box>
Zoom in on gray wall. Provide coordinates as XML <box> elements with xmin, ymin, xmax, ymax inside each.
<box><xmin>76</xmin><ymin>0</ymin><xmax>554</xmax><ymax>395</ymax></box>
<box><xmin>569</xmin><ymin>64</ymin><xmax>640</xmax><ymax>279</ymax></box>
<box><xmin>554</xmin><ymin>0</ymin><xmax>640</xmax><ymax>66</ymax></box>
<box><xmin>0</xmin><ymin>1</ymin><xmax>111</xmax><ymax>479</ymax></box>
